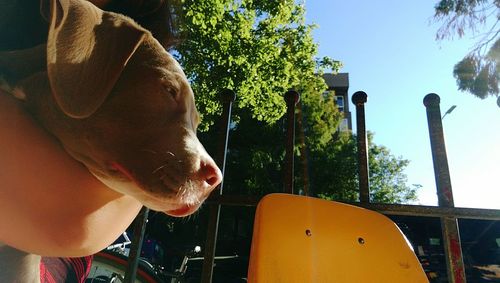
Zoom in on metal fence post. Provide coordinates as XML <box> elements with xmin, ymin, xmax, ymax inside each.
<box><xmin>124</xmin><ymin>206</ymin><xmax>149</xmax><ymax>283</ymax></box>
<box><xmin>424</xmin><ymin>93</ymin><xmax>466</xmax><ymax>283</ymax></box>
<box><xmin>201</xmin><ymin>89</ymin><xmax>235</xmax><ymax>283</ymax></box>
<box><xmin>283</xmin><ymin>90</ymin><xmax>300</xmax><ymax>194</ymax></box>
<box><xmin>352</xmin><ymin>91</ymin><xmax>370</xmax><ymax>203</ymax></box>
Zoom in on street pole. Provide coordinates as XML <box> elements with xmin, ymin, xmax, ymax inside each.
<box><xmin>423</xmin><ymin>93</ymin><xmax>466</xmax><ymax>283</ymax></box>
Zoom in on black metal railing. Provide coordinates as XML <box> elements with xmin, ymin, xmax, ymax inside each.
<box><xmin>124</xmin><ymin>89</ymin><xmax>500</xmax><ymax>283</ymax></box>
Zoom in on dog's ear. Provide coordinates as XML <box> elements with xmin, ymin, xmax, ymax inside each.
<box><xmin>44</xmin><ymin>0</ymin><xmax>147</xmax><ymax>118</ymax></box>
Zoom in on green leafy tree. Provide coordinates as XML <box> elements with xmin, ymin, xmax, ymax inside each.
<box><xmin>206</xmin><ymin>95</ymin><xmax>342</xmax><ymax>197</ymax></box>
<box><xmin>434</xmin><ymin>0</ymin><xmax>500</xmax><ymax>102</ymax></box>
<box><xmin>220</xmin><ymin>122</ymin><xmax>421</xmax><ymax>204</ymax></box>
<box><xmin>311</xmin><ymin>132</ymin><xmax>419</xmax><ymax>204</ymax></box>
<box><xmin>141</xmin><ymin>1</ymin><xmax>420</xmax><ymax>259</ymax></box>
<box><xmin>172</xmin><ymin>0</ymin><xmax>418</xmax><ymax>204</ymax></box>
<box><xmin>173</xmin><ymin>0</ymin><xmax>343</xmax><ymax>198</ymax></box>
<box><xmin>367</xmin><ymin>136</ymin><xmax>419</xmax><ymax>204</ymax></box>
<box><xmin>308</xmin><ymin>132</ymin><xmax>359</xmax><ymax>201</ymax></box>
<box><xmin>175</xmin><ymin>0</ymin><xmax>341</xmax><ymax>131</ymax></box>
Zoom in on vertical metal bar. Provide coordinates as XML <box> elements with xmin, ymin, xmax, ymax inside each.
<box><xmin>296</xmin><ymin>103</ymin><xmax>311</xmax><ymax>196</ymax></box>
<box><xmin>201</xmin><ymin>89</ymin><xmax>235</xmax><ymax>283</ymax></box>
<box><xmin>351</xmin><ymin>91</ymin><xmax>370</xmax><ymax>203</ymax></box>
<box><xmin>423</xmin><ymin>93</ymin><xmax>466</xmax><ymax>283</ymax></box>
<box><xmin>283</xmin><ymin>90</ymin><xmax>300</xmax><ymax>194</ymax></box>
<box><xmin>124</xmin><ymin>206</ymin><xmax>149</xmax><ymax>283</ymax></box>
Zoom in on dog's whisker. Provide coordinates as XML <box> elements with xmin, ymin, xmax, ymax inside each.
<box><xmin>176</xmin><ymin>183</ymin><xmax>189</xmax><ymax>198</ymax></box>
<box><xmin>175</xmin><ymin>182</ymin><xmax>185</xmax><ymax>195</ymax></box>
<box><xmin>193</xmin><ymin>198</ymin><xmax>202</xmax><ymax>206</ymax></box>
<box><xmin>152</xmin><ymin>164</ymin><xmax>169</xmax><ymax>174</ymax></box>
<box><xmin>185</xmin><ymin>209</ymin><xmax>202</xmax><ymax>222</ymax></box>
<box><xmin>141</xmin><ymin>149</ymin><xmax>158</xmax><ymax>155</ymax></box>
<box><xmin>177</xmin><ymin>180</ymin><xmax>194</xmax><ymax>199</ymax></box>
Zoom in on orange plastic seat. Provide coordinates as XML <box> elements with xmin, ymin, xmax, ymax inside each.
<box><xmin>247</xmin><ymin>194</ymin><xmax>428</xmax><ymax>282</ymax></box>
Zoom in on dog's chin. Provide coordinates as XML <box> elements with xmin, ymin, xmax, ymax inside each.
<box><xmin>90</xmin><ymin>170</ymin><xmax>206</xmax><ymax>217</ymax></box>
<box><xmin>164</xmin><ymin>203</ymin><xmax>204</xmax><ymax>217</ymax></box>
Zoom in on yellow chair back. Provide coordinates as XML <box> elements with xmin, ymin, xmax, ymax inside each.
<box><xmin>247</xmin><ymin>193</ymin><xmax>428</xmax><ymax>283</ymax></box>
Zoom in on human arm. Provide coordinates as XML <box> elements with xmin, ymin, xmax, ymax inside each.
<box><xmin>0</xmin><ymin>92</ymin><xmax>143</xmax><ymax>257</ymax></box>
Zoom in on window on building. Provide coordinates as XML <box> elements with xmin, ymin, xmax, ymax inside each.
<box><xmin>335</xmin><ymin>96</ymin><xmax>344</xmax><ymax>112</ymax></box>
<box><xmin>338</xmin><ymin>118</ymin><xmax>349</xmax><ymax>132</ymax></box>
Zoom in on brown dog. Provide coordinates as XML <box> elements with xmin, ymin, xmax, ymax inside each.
<box><xmin>1</xmin><ymin>0</ymin><xmax>222</xmax><ymax>280</ymax></box>
<box><xmin>1</xmin><ymin>0</ymin><xmax>222</xmax><ymax>216</ymax></box>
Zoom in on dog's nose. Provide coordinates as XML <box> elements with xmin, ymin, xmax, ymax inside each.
<box><xmin>199</xmin><ymin>159</ymin><xmax>222</xmax><ymax>190</ymax></box>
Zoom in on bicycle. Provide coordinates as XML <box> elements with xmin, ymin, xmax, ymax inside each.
<box><xmin>86</xmin><ymin>233</ymin><xmax>240</xmax><ymax>283</ymax></box>
<box><xmin>86</xmin><ymin>232</ymin><xmax>161</xmax><ymax>283</ymax></box>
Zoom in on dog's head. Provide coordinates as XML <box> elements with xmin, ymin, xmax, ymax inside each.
<box><xmin>19</xmin><ymin>0</ymin><xmax>222</xmax><ymax>217</ymax></box>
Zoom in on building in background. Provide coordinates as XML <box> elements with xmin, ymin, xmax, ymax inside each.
<box><xmin>323</xmin><ymin>73</ymin><xmax>352</xmax><ymax>131</ymax></box>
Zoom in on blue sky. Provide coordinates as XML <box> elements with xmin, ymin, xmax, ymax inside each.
<box><xmin>305</xmin><ymin>1</ymin><xmax>500</xmax><ymax>209</ymax></box>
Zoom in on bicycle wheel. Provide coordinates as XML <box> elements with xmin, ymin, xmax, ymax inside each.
<box><xmin>86</xmin><ymin>250</ymin><xmax>161</xmax><ymax>283</ymax></box>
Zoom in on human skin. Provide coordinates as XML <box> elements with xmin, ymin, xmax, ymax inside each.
<box><xmin>0</xmin><ymin>92</ymin><xmax>143</xmax><ymax>257</ymax></box>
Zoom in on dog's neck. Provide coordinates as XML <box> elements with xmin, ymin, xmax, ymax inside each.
<box><xmin>0</xmin><ymin>44</ymin><xmax>46</xmax><ymax>87</ymax></box>
<box><xmin>0</xmin><ymin>245</ymin><xmax>41</xmax><ymax>283</ymax></box>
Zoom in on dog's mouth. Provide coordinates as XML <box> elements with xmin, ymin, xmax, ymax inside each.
<box><xmin>109</xmin><ymin>162</ymin><xmax>139</xmax><ymax>184</ymax></box>
<box><xmin>70</xmin><ymin>134</ymin><xmax>221</xmax><ymax>218</ymax></box>
<box><xmin>100</xmin><ymin>161</ymin><xmax>213</xmax><ymax>217</ymax></box>
<box><xmin>165</xmin><ymin>204</ymin><xmax>203</xmax><ymax>217</ymax></box>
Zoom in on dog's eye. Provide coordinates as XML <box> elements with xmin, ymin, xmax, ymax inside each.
<box><xmin>163</xmin><ymin>85</ymin><xmax>179</xmax><ymax>101</ymax></box>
